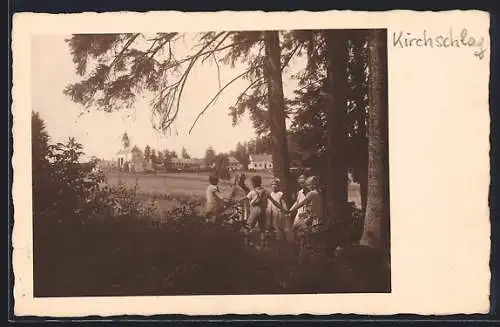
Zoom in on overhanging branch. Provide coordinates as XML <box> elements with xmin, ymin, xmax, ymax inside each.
<box><xmin>188</xmin><ymin>64</ymin><xmax>263</xmax><ymax>134</ymax></box>
<box><xmin>105</xmin><ymin>33</ymin><xmax>141</xmax><ymax>80</ymax></box>
<box><xmin>158</xmin><ymin>32</ymin><xmax>227</xmax><ymax>132</ymax></box>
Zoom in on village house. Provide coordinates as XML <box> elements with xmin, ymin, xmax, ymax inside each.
<box><xmin>228</xmin><ymin>156</ymin><xmax>243</xmax><ymax>171</ymax></box>
<box><xmin>248</xmin><ymin>154</ymin><xmax>273</xmax><ymax>171</ymax></box>
<box><xmin>169</xmin><ymin>158</ymin><xmax>205</xmax><ymax>171</ymax></box>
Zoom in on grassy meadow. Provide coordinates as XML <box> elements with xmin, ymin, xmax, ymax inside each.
<box><xmin>104</xmin><ymin>171</ymin><xmax>362</xmax><ymax>211</ymax></box>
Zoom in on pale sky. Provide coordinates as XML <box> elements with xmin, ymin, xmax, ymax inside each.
<box><xmin>31</xmin><ymin>34</ymin><xmax>302</xmax><ymax>160</ymax></box>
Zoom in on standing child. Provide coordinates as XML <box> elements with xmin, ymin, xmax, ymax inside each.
<box><xmin>266</xmin><ymin>178</ymin><xmax>290</xmax><ymax>243</ymax></box>
<box><xmin>238</xmin><ymin>175</ymin><xmax>286</xmax><ymax>248</ymax></box>
<box><xmin>229</xmin><ymin>172</ymin><xmax>250</xmax><ymax>222</ymax></box>
<box><xmin>205</xmin><ymin>174</ymin><xmax>225</xmax><ymax>223</ymax></box>
<box><xmin>245</xmin><ymin>175</ymin><xmax>268</xmax><ymax>246</ymax></box>
<box><xmin>288</xmin><ymin>176</ymin><xmax>324</xmax><ymax>258</ymax></box>
<box><xmin>291</xmin><ymin>174</ymin><xmax>307</xmax><ymax>234</ymax></box>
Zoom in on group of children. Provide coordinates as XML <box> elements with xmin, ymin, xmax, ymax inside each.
<box><xmin>205</xmin><ymin>172</ymin><xmax>324</xmax><ymax>247</ymax></box>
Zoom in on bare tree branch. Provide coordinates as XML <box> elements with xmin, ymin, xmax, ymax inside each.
<box><xmin>148</xmin><ymin>33</ymin><xmax>178</xmax><ymax>60</ymax></box>
<box><xmin>197</xmin><ymin>38</ymin><xmax>264</xmax><ymax>65</ymax></box>
<box><xmin>105</xmin><ymin>33</ymin><xmax>141</xmax><ymax>79</ymax></box>
<box><xmin>145</xmin><ymin>38</ymin><xmax>160</xmax><ymax>55</ymax></box>
<box><xmin>231</xmin><ymin>43</ymin><xmax>266</xmax><ymax>106</ymax></box>
<box><xmin>213</xmin><ymin>52</ymin><xmax>222</xmax><ymax>89</ymax></box>
<box><xmin>201</xmin><ymin>32</ymin><xmax>232</xmax><ymax>64</ymax></box>
<box><xmin>188</xmin><ymin>64</ymin><xmax>263</xmax><ymax>134</ymax></box>
<box><xmin>157</xmin><ymin>32</ymin><xmax>227</xmax><ymax>132</ymax></box>
<box><xmin>167</xmin><ymin>40</ymin><xmax>174</xmax><ymax>62</ymax></box>
<box><xmin>69</xmin><ymin>32</ymin><xmax>273</xmax><ymax>136</ymax></box>
<box><xmin>189</xmin><ymin>41</ymin><xmax>303</xmax><ymax>133</ymax></box>
<box><xmin>236</xmin><ymin>78</ymin><xmax>266</xmax><ymax>104</ymax></box>
<box><xmin>295</xmin><ymin>79</ymin><xmax>325</xmax><ymax>93</ymax></box>
<box><xmin>223</xmin><ymin>42</ymin><xmax>302</xmax><ymax>119</ymax></box>
<box><xmin>281</xmin><ymin>42</ymin><xmax>302</xmax><ymax>70</ymax></box>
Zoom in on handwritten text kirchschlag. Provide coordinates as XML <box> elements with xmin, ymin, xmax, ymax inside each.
<box><xmin>393</xmin><ymin>28</ymin><xmax>486</xmax><ymax>60</ymax></box>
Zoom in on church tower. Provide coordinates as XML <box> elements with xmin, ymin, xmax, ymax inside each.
<box><xmin>121</xmin><ymin>131</ymin><xmax>130</xmax><ymax>149</ymax></box>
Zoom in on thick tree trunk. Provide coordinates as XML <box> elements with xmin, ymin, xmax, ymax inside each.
<box><xmin>349</xmin><ymin>30</ymin><xmax>369</xmax><ymax>217</ymax></box>
<box><xmin>360</xmin><ymin>29</ymin><xmax>390</xmax><ymax>258</ymax></box>
<box><xmin>325</xmin><ymin>30</ymin><xmax>349</xmax><ymax>224</ymax></box>
<box><xmin>263</xmin><ymin>31</ymin><xmax>291</xmax><ymax>205</ymax></box>
<box><xmin>359</xmin><ymin>135</ymin><xmax>369</xmax><ymax>215</ymax></box>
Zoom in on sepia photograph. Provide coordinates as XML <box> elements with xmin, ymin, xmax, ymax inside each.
<box><xmin>13</xmin><ymin>10</ymin><xmax>491</xmax><ymax>316</ymax></box>
<box><xmin>31</xmin><ymin>28</ymin><xmax>390</xmax><ymax>297</ymax></box>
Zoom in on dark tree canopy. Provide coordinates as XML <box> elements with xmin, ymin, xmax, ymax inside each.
<box><xmin>64</xmin><ymin>31</ymin><xmax>301</xmax><ymax>136</ymax></box>
<box><xmin>232</xmin><ymin>142</ymin><xmax>250</xmax><ymax>169</ymax></box>
<box><xmin>32</xmin><ymin>111</ymin><xmax>51</xmax><ymax>167</ymax></box>
<box><xmin>65</xmin><ymin>33</ymin><xmax>179</xmax><ymax>121</ymax></box>
<box><xmin>204</xmin><ymin>146</ymin><xmax>217</xmax><ymax>167</ymax></box>
<box><xmin>181</xmin><ymin>147</ymin><xmax>191</xmax><ymax>159</ymax></box>
<box><xmin>289</xmin><ymin>30</ymin><xmax>369</xmax><ymax>184</ymax></box>
<box><xmin>144</xmin><ymin>145</ymin><xmax>151</xmax><ymax>161</ymax></box>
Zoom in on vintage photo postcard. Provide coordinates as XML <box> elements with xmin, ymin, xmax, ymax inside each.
<box><xmin>11</xmin><ymin>10</ymin><xmax>491</xmax><ymax>316</ymax></box>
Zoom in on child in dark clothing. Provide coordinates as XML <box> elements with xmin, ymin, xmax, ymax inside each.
<box><xmin>235</xmin><ymin>175</ymin><xmax>286</xmax><ymax>247</ymax></box>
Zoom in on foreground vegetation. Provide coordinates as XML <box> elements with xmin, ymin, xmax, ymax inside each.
<box><xmin>34</xmin><ymin>190</ymin><xmax>389</xmax><ymax>297</ymax></box>
<box><xmin>34</xmin><ymin>183</ymin><xmax>389</xmax><ymax>296</ymax></box>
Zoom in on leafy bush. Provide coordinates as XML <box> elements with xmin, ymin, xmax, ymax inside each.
<box><xmin>32</xmin><ymin>111</ymin><xmax>106</xmax><ymax>221</ymax></box>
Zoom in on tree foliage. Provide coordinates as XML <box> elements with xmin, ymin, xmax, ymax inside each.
<box><xmin>181</xmin><ymin>147</ymin><xmax>191</xmax><ymax>159</ymax></box>
<box><xmin>150</xmin><ymin>149</ymin><xmax>157</xmax><ymax>169</ymax></box>
<box><xmin>32</xmin><ymin>111</ymin><xmax>105</xmax><ymax>218</ymax></box>
<box><xmin>288</xmin><ymin>30</ymin><xmax>369</xmax><ymax>195</ymax></box>
<box><xmin>204</xmin><ymin>146</ymin><xmax>217</xmax><ymax>167</ymax></box>
<box><xmin>32</xmin><ymin>111</ymin><xmax>52</xmax><ymax>214</ymax></box>
<box><xmin>157</xmin><ymin>150</ymin><xmax>164</xmax><ymax>163</ymax></box>
<box><xmin>144</xmin><ymin>145</ymin><xmax>151</xmax><ymax>161</ymax></box>
<box><xmin>229</xmin><ymin>142</ymin><xmax>250</xmax><ymax>170</ymax></box>
<box><xmin>64</xmin><ymin>31</ymin><xmax>302</xmax><ymax>136</ymax></box>
<box><xmin>64</xmin><ymin>32</ymin><xmax>287</xmax><ymax>134</ymax></box>
<box><xmin>214</xmin><ymin>153</ymin><xmax>230</xmax><ymax>179</ymax></box>
<box><xmin>65</xmin><ymin>33</ymin><xmax>178</xmax><ymax>125</ymax></box>
<box><xmin>32</xmin><ymin>112</ymin><xmax>51</xmax><ymax>165</ymax></box>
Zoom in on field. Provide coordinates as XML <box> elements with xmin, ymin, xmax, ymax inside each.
<box><xmin>104</xmin><ymin>171</ymin><xmax>362</xmax><ymax>210</ymax></box>
<box><xmin>105</xmin><ymin>171</ymin><xmax>273</xmax><ymax>195</ymax></box>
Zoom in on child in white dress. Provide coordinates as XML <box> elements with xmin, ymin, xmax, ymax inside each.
<box><xmin>290</xmin><ymin>176</ymin><xmax>323</xmax><ymax>231</ymax></box>
<box><xmin>229</xmin><ymin>172</ymin><xmax>249</xmax><ymax>222</ymax></box>
<box><xmin>266</xmin><ymin>178</ymin><xmax>290</xmax><ymax>242</ymax></box>
<box><xmin>288</xmin><ymin>176</ymin><xmax>324</xmax><ymax>258</ymax></box>
<box><xmin>291</xmin><ymin>174</ymin><xmax>307</xmax><ymax>235</ymax></box>
<box><xmin>205</xmin><ymin>174</ymin><xmax>225</xmax><ymax>223</ymax></box>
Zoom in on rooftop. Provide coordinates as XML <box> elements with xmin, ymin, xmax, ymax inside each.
<box><xmin>116</xmin><ymin>146</ymin><xmax>142</xmax><ymax>156</ymax></box>
<box><xmin>249</xmin><ymin>154</ymin><xmax>272</xmax><ymax>162</ymax></box>
<box><xmin>228</xmin><ymin>156</ymin><xmax>241</xmax><ymax>163</ymax></box>
<box><xmin>170</xmin><ymin>158</ymin><xmax>204</xmax><ymax>165</ymax></box>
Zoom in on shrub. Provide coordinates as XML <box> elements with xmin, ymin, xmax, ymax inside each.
<box><xmin>33</xmin><ymin>137</ymin><xmax>106</xmax><ymax>222</ymax></box>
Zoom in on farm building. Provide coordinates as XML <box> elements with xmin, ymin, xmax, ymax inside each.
<box><xmin>228</xmin><ymin>156</ymin><xmax>243</xmax><ymax>171</ymax></box>
<box><xmin>169</xmin><ymin>158</ymin><xmax>205</xmax><ymax>171</ymax></box>
<box><xmin>248</xmin><ymin>154</ymin><xmax>273</xmax><ymax>171</ymax></box>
